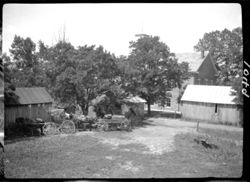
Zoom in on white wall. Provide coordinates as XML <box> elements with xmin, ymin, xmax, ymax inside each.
<box><xmin>180</xmin><ymin>101</ymin><xmax>240</xmax><ymax>124</ymax></box>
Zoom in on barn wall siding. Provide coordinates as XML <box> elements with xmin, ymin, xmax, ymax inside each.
<box><xmin>180</xmin><ymin>101</ymin><xmax>240</xmax><ymax>124</ymax></box>
<box><xmin>5</xmin><ymin>103</ymin><xmax>52</xmax><ymax>127</ymax></box>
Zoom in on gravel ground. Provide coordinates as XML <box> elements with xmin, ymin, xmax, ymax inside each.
<box><xmin>92</xmin><ymin>117</ymin><xmax>242</xmax><ymax>155</ymax></box>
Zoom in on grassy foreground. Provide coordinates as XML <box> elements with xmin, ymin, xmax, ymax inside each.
<box><xmin>4</xmin><ymin>119</ymin><xmax>243</xmax><ymax>178</ymax></box>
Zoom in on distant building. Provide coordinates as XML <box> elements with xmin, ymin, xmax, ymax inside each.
<box><xmin>5</xmin><ymin>87</ymin><xmax>53</xmax><ymax>127</ymax></box>
<box><xmin>122</xmin><ymin>96</ymin><xmax>146</xmax><ymax>125</ymax></box>
<box><xmin>180</xmin><ymin>85</ymin><xmax>241</xmax><ymax>125</ymax></box>
<box><xmin>165</xmin><ymin>51</ymin><xmax>219</xmax><ymax>111</ymax></box>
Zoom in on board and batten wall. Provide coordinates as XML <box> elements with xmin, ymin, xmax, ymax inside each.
<box><xmin>5</xmin><ymin>103</ymin><xmax>52</xmax><ymax>127</ymax></box>
<box><xmin>180</xmin><ymin>101</ymin><xmax>240</xmax><ymax>124</ymax></box>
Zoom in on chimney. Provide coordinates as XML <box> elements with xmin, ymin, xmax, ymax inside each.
<box><xmin>201</xmin><ymin>50</ymin><xmax>205</xmax><ymax>59</ymax></box>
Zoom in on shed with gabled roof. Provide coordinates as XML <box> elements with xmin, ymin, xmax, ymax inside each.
<box><xmin>121</xmin><ymin>96</ymin><xmax>146</xmax><ymax>125</ymax></box>
<box><xmin>180</xmin><ymin>85</ymin><xmax>241</xmax><ymax>125</ymax></box>
<box><xmin>5</xmin><ymin>87</ymin><xmax>53</xmax><ymax>127</ymax></box>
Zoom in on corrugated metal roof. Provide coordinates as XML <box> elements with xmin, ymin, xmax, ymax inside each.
<box><xmin>181</xmin><ymin>85</ymin><xmax>236</xmax><ymax>105</ymax></box>
<box><xmin>14</xmin><ymin>87</ymin><xmax>53</xmax><ymax>105</ymax></box>
<box><xmin>124</xmin><ymin>96</ymin><xmax>146</xmax><ymax>103</ymax></box>
<box><xmin>175</xmin><ymin>52</ymin><xmax>208</xmax><ymax>72</ymax></box>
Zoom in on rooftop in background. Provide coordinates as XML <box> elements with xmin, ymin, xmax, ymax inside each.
<box><xmin>124</xmin><ymin>96</ymin><xmax>146</xmax><ymax>103</ymax></box>
<box><xmin>175</xmin><ymin>52</ymin><xmax>209</xmax><ymax>72</ymax></box>
<box><xmin>11</xmin><ymin>87</ymin><xmax>53</xmax><ymax>105</ymax></box>
<box><xmin>181</xmin><ymin>85</ymin><xmax>236</xmax><ymax>105</ymax></box>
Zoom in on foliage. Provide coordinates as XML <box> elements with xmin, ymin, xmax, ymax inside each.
<box><xmin>7</xmin><ymin>35</ymin><xmax>47</xmax><ymax>87</ymax></box>
<box><xmin>37</xmin><ymin>40</ymin><xmax>122</xmax><ymax>114</ymax></box>
<box><xmin>231</xmin><ymin>77</ymin><xmax>243</xmax><ymax>105</ymax></box>
<box><xmin>4</xmin><ymin>34</ymin><xmax>189</xmax><ymax>116</ymax></box>
<box><xmin>120</xmin><ymin>35</ymin><xmax>190</xmax><ymax>114</ymax></box>
<box><xmin>177</xmin><ymin>85</ymin><xmax>187</xmax><ymax>104</ymax></box>
<box><xmin>2</xmin><ymin>54</ymin><xmax>19</xmax><ymax>105</ymax></box>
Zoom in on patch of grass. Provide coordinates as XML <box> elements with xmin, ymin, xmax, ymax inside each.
<box><xmin>198</xmin><ymin>127</ymin><xmax>243</xmax><ymax>141</ymax></box>
<box><xmin>173</xmin><ymin>131</ymin><xmax>242</xmax><ymax>177</ymax></box>
<box><xmin>194</xmin><ymin>127</ymin><xmax>243</xmax><ymax>164</ymax></box>
<box><xmin>4</xmin><ymin>121</ymin><xmax>243</xmax><ymax>178</ymax></box>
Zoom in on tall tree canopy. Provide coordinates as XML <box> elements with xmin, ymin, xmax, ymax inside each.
<box><xmin>5</xmin><ymin>34</ymin><xmax>190</xmax><ymax>115</ymax></box>
<box><xmin>8</xmin><ymin>35</ymin><xmax>47</xmax><ymax>87</ymax></box>
<box><xmin>37</xmin><ymin>40</ymin><xmax>121</xmax><ymax>113</ymax></box>
<box><xmin>121</xmin><ymin>35</ymin><xmax>190</xmax><ymax>115</ymax></box>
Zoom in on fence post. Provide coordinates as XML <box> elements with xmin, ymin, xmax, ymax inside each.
<box><xmin>196</xmin><ymin>120</ymin><xmax>200</xmax><ymax>132</ymax></box>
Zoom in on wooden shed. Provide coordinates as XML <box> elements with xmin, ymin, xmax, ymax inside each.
<box><xmin>5</xmin><ymin>87</ymin><xmax>53</xmax><ymax>128</ymax></box>
<box><xmin>121</xmin><ymin>96</ymin><xmax>146</xmax><ymax>125</ymax></box>
<box><xmin>180</xmin><ymin>85</ymin><xmax>241</xmax><ymax>125</ymax></box>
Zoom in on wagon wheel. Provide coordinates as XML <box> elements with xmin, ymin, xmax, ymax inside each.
<box><xmin>103</xmin><ymin>122</ymin><xmax>109</xmax><ymax>131</ymax></box>
<box><xmin>43</xmin><ymin>122</ymin><xmax>57</xmax><ymax>135</ymax></box>
<box><xmin>96</xmin><ymin>120</ymin><xmax>108</xmax><ymax>131</ymax></box>
<box><xmin>125</xmin><ymin>119</ymin><xmax>132</xmax><ymax>131</ymax></box>
<box><xmin>60</xmin><ymin>120</ymin><xmax>76</xmax><ymax>134</ymax></box>
<box><xmin>120</xmin><ymin>119</ymin><xmax>131</xmax><ymax>131</ymax></box>
<box><xmin>96</xmin><ymin>122</ymin><xmax>105</xmax><ymax>131</ymax></box>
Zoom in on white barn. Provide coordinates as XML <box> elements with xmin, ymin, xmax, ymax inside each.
<box><xmin>180</xmin><ymin>85</ymin><xmax>241</xmax><ymax>125</ymax></box>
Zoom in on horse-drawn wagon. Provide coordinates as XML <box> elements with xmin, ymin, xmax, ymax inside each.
<box><xmin>14</xmin><ymin>106</ymin><xmax>133</xmax><ymax>136</ymax></box>
<box><xmin>42</xmin><ymin>108</ymin><xmax>76</xmax><ymax>135</ymax></box>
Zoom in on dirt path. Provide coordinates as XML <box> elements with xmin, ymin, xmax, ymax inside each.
<box><xmin>92</xmin><ymin>117</ymin><xmax>242</xmax><ymax>155</ymax></box>
<box><xmin>92</xmin><ymin>122</ymin><xmax>193</xmax><ymax>155</ymax></box>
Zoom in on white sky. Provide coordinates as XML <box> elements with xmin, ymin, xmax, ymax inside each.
<box><xmin>2</xmin><ymin>3</ymin><xmax>242</xmax><ymax>57</ymax></box>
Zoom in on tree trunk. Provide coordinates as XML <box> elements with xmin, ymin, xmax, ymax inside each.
<box><xmin>147</xmin><ymin>99</ymin><xmax>151</xmax><ymax>116</ymax></box>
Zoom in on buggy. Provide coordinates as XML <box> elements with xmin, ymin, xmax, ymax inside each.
<box><xmin>42</xmin><ymin>109</ymin><xmax>76</xmax><ymax>135</ymax></box>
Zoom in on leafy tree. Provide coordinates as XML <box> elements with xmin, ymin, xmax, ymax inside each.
<box><xmin>10</xmin><ymin>36</ymin><xmax>37</xmax><ymax>68</ymax></box>
<box><xmin>42</xmin><ymin>40</ymin><xmax>77</xmax><ymax>91</ymax></box>
<box><xmin>123</xmin><ymin>35</ymin><xmax>190</xmax><ymax>115</ymax></box>
<box><xmin>177</xmin><ymin>85</ymin><xmax>188</xmax><ymax>104</ymax></box>
<box><xmin>8</xmin><ymin>35</ymin><xmax>47</xmax><ymax>87</ymax></box>
<box><xmin>40</xmin><ymin>40</ymin><xmax>121</xmax><ymax>114</ymax></box>
<box><xmin>231</xmin><ymin>77</ymin><xmax>243</xmax><ymax>105</ymax></box>
<box><xmin>2</xmin><ymin>53</ymin><xmax>19</xmax><ymax>105</ymax></box>
<box><xmin>74</xmin><ymin>45</ymin><xmax>120</xmax><ymax>113</ymax></box>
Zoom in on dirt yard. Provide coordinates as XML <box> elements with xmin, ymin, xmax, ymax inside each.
<box><xmin>4</xmin><ymin>118</ymin><xmax>243</xmax><ymax>178</ymax></box>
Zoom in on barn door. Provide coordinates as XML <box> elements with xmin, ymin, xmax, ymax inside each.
<box><xmin>213</xmin><ymin>104</ymin><xmax>221</xmax><ymax>122</ymax></box>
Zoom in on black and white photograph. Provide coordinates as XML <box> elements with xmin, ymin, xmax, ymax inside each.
<box><xmin>2</xmin><ymin>3</ymin><xmax>244</xmax><ymax>178</ymax></box>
